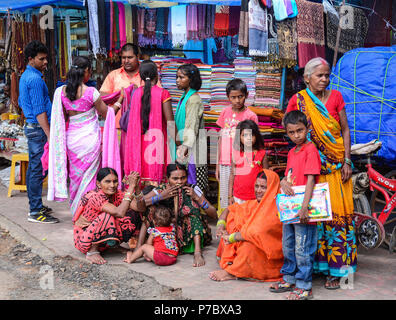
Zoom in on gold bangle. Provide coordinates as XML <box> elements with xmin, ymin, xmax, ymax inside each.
<box><xmin>123</xmin><ymin>197</ymin><xmax>132</xmax><ymax>202</ymax></box>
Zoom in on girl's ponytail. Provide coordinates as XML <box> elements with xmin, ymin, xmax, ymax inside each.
<box><xmin>139</xmin><ymin>60</ymin><xmax>158</xmax><ymax>134</ymax></box>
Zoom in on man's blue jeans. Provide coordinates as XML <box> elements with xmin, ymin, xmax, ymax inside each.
<box><xmin>280</xmin><ymin>223</ymin><xmax>318</xmax><ymax>290</ymax></box>
<box><xmin>24</xmin><ymin>125</ymin><xmax>47</xmax><ymax>215</ymax></box>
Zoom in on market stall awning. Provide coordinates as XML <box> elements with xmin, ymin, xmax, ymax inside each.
<box><xmin>0</xmin><ymin>0</ymin><xmax>84</xmax><ymax>13</ymax></box>
<box><xmin>153</xmin><ymin>0</ymin><xmax>241</xmax><ymax>5</ymax></box>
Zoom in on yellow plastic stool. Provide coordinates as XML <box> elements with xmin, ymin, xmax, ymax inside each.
<box><xmin>8</xmin><ymin>153</ymin><xmax>29</xmax><ymax>197</ymax></box>
<box><xmin>7</xmin><ymin>153</ymin><xmax>48</xmax><ymax>197</ymax></box>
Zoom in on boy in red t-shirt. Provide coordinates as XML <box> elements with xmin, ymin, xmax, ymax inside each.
<box><xmin>270</xmin><ymin>110</ymin><xmax>321</xmax><ymax>300</ymax></box>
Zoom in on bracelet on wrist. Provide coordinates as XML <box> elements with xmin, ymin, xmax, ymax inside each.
<box><xmin>216</xmin><ymin>219</ymin><xmax>226</xmax><ymax>228</ymax></box>
<box><xmin>344</xmin><ymin>158</ymin><xmax>352</xmax><ymax>166</ymax></box>
<box><xmin>151</xmin><ymin>193</ymin><xmax>162</xmax><ymax>205</ymax></box>
<box><xmin>133</xmin><ymin>191</ymin><xmax>143</xmax><ymax>198</ymax></box>
<box><xmin>200</xmin><ymin>200</ymin><xmax>209</xmax><ymax>210</ymax></box>
<box><xmin>228</xmin><ymin>232</ymin><xmax>236</xmax><ymax>244</ymax></box>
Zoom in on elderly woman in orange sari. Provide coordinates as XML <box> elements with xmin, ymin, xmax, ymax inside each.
<box><xmin>209</xmin><ymin>169</ymin><xmax>284</xmax><ymax>282</ymax></box>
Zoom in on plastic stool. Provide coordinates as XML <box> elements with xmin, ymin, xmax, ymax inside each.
<box><xmin>7</xmin><ymin>153</ymin><xmax>48</xmax><ymax>197</ymax></box>
<box><xmin>8</xmin><ymin>153</ymin><xmax>29</xmax><ymax>197</ymax></box>
<box><xmin>208</xmin><ymin>176</ymin><xmax>224</xmax><ymax>217</ymax></box>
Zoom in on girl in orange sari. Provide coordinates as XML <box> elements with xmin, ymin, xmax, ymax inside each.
<box><xmin>209</xmin><ymin>169</ymin><xmax>283</xmax><ymax>282</ymax></box>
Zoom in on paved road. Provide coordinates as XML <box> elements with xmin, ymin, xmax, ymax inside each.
<box><xmin>1</xmin><ymin>185</ymin><xmax>396</xmax><ymax>300</ymax></box>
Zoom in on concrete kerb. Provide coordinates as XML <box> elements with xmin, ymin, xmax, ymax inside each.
<box><xmin>0</xmin><ymin>213</ymin><xmax>57</xmax><ymax>263</ymax></box>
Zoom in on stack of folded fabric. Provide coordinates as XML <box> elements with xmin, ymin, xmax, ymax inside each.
<box><xmin>233</xmin><ymin>56</ymin><xmax>256</xmax><ymax>107</ymax></box>
<box><xmin>254</xmin><ymin>67</ymin><xmax>282</xmax><ymax>108</ymax></box>
<box><xmin>160</xmin><ymin>61</ymin><xmax>184</xmax><ymax>113</ymax></box>
<box><xmin>248</xmin><ymin>106</ymin><xmax>288</xmax><ymax>177</ymax></box>
<box><xmin>210</xmin><ymin>64</ymin><xmax>234</xmax><ymax>113</ymax></box>
<box><xmin>248</xmin><ymin>106</ymin><xmax>285</xmax><ymax>133</ymax></box>
<box><xmin>196</xmin><ymin>64</ymin><xmax>212</xmax><ymax>112</ymax></box>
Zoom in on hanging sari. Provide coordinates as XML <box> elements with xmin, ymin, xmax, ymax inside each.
<box><xmin>216</xmin><ymin>169</ymin><xmax>284</xmax><ymax>281</ymax></box>
<box><xmin>72</xmin><ymin>188</ymin><xmax>142</xmax><ymax>254</ymax></box>
<box><xmin>296</xmin><ymin>88</ymin><xmax>357</xmax><ymax>277</ymax></box>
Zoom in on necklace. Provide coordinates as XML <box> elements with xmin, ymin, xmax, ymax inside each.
<box><xmin>245</xmin><ymin>150</ymin><xmax>261</xmax><ymax>168</ymax></box>
<box><xmin>232</xmin><ymin>106</ymin><xmax>247</xmax><ymax>118</ymax></box>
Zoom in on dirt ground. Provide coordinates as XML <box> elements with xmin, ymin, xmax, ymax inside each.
<box><xmin>0</xmin><ymin>227</ymin><xmax>184</xmax><ymax>300</ymax></box>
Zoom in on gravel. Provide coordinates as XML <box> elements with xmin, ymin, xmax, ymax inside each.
<box><xmin>0</xmin><ymin>228</ymin><xmax>184</xmax><ymax>300</ymax></box>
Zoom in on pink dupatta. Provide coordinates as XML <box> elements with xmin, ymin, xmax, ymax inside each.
<box><xmin>102</xmin><ymin>107</ymin><xmax>121</xmax><ymax>182</ymax></box>
<box><xmin>117</xmin><ymin>2</ymin><xmax>126</xmax><ymax>48</ymax></box>
<box><xmin>101</xmin><ymin>84</ymin><xmax>135</xmax><ymax>178</ymax></box>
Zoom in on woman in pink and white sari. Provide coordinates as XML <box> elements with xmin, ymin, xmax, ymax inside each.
<box><xmin>48</xmin><ymin>56</ymin><xmax>123</xmax><ymax>216</ymax></box>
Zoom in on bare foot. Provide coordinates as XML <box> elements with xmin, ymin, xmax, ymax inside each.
<box><xmin>86</xmin><ymin>251</ymin><xmax>106</xmax><ymax>265</ymax></box>
<box><xmin>193</xmin><ymin>252</ymin><xmax>205</xmax><ymax>267</ymax></box>
<box><xmin>123</xmin><ymin>251</ymin><xmax>134</xmax><ymax>264</ymax></box>
<box><xmin>143</xmin><ymin>253</ymin><xmax>152</xmax><ymax>262</ymax></box>
<box><xmin>208</xmin><ymin>269</ymin><xmax>237</xmax><ymax>281</ymax></box>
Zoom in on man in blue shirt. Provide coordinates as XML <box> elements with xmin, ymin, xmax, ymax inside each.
<box><xmin>19</xmin><ymin>40</ymin><xmax>58</xmax><ymax>224</ymax></box>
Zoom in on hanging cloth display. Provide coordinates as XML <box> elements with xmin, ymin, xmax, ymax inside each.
<box><xmin>124</xmin><ymin>3</ymin><xmax>133</xmax><ymax>44</ymax></box>
<box><xmin>214</xmin><ymin>5</ymin><xmax>229</xmax><ymax>37</ymax></box>
<box><xmin>197</xmin><ymin>4</ymin><xmax>205</xmax><ymax>40</ymax></box>
<box><xmin>86</xmin><ymin>0</ymin><xmax>101</xmax><ymax>56</ymax></box>
<box><xmin>109</xmin><ymin>0</ymin><xmax>113</xmax><ymax>56</ymax></box>
<box><xmin>238</xmin><ymin>0</ymin><xmax>249</xmax><ymax>49</ymax></box>
<box><xmin>97</xmin><ymin>0</ymin><xmax>106</xmax><ymax>51</ymax></box>
<box><xmin>249</xmin><ymin>0</ymin><xmax>269</xmax><ymax>57</ymax></box>
<box><xmin>326</xmin><ymin>5</ymin><xmax>369</xmax><ymax>54</ymax></box>
<box><xmin>59</xmin><ymin>21</ymin><xmax>68</xmax><ymax>81</ymax></box>
<box><xmin>117</xmin><ymin>2</ymin><xmax>127</xmax><ymax>48</ymax></box>
<box><xmin>144</xmin><ymin>8</ymin><xmax>157</xmax><ymax>39</ymax></box>
<box><xmin>228</xmin><ymin>6</ymin><xmax>240</xmax><ymax>37</ymax></box>
<box><xmin>205</xmin><ymin>4</ymin><xmax>216</xmax><ymax>39</ymax></box>
<box><xmin>187</xmin><ymin>4</ymin><xmax>198</xmax><ymax>40</ymax></box>
<box><xmin>113</xmin><ymin>2</ymin><xmax>120</xmax><ymax>51</ymax></box>
<box><xmin>295</xmin><ymin>0</ymin><xmax>325</xmax><ymax>68</ymax></box>
<box><xmin>65</xmin><ymin>15</ymin><xmax>72</xmax><ymax>69</ymax></box>
<box><xmin>276</xmin><ymin>17</ymin><xmax>298</xmax><ymax>67</ymax></box>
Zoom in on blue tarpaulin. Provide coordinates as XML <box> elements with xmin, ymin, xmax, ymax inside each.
<box><xmin>329</xmin><ymin>46</ymin><xmax>396</xmax><ymax>166</ymax></box>
<box><xmin>0</xmin><ymin>0</ymin><xmax>84</xmax><ymax>12</ymax></box>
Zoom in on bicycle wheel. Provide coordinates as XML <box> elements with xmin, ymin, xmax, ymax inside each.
<box><xmin>353</xmin><ymin>194</ymin><xmax>372</xmax><ymax>216</ymax></box>
<box><xmin>357</xmin><ymin>217</ymin><xmax>385</xmax><ymax>249</ymax></box>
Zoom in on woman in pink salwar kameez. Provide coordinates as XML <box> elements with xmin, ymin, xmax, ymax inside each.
<box><xmin>124</xmin><ymin>60</ymin><xmax>176</xmax><ymax>186</ymax></box>
<box><xmin>48</xmin><ymin>56</ymin><xmax>123</xmax><ymax>215</ymax></box>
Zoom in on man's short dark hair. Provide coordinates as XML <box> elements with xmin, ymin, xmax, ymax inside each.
<box><xmin>120</xmin><ymin>43</ymin><xmax>140</xmax><ymax>57</ymax></box>
<box><xmin>226</xmin><ymin>78</ymin><xmax>248</xmax><ymax>97</ymax></box>
<box><xmin>24</xmin><ymin>40</ymin><xmax>48</xmax><ymax>62</ymax></box>
<box><xmin>283</xmin><ymin>110</ymin><xmax>308</xmax><ymax>128</ymax></box>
